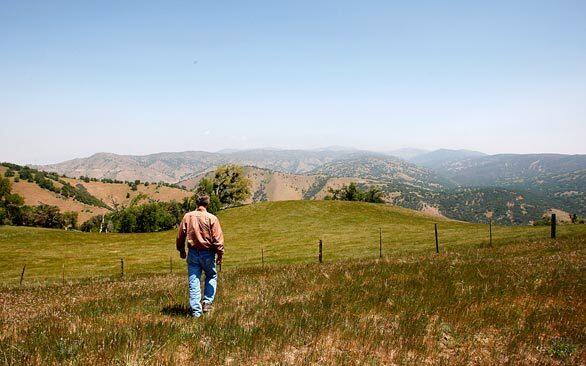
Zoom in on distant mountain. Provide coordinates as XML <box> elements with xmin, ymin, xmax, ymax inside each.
<box><xmin>33</xmin><ymin>147</ymin><xmax>586</xmax><ymax>225</ymax></box>
<box><xmin>38</xmin><ymin>149</ymin><xmax>374</xmax><ymax>182</ymax></box>
<box><xmin>309</xmin><ymin>154</ymin><xmax>453</xmax><ymax>191</ymax></box>
<box><xmin>408</xmin><ymin>152</ymin><xmax>586</xmax><ymax>220</ymax></box>
<box><xmin>428</xmin><ymin>153</ymin><xmax>586</xmax><ymax>186</ymax></box>
<box><xmin>385</xmin><ymin>148</ymin><xmax>429</xmax><ymax>160</ymax></box>
<box><xmin>409</xmin><ymin>149</ymin><xmax>487</xmax><ymax>167</ymax></box>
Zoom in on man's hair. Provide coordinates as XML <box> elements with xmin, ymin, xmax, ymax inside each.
<box><xmin>196</xmin><ymin>195</ymin><xmax>210</xmax><ymax>208</ymax></box>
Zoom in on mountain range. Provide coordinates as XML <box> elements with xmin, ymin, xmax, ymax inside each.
<box><xmin>28</xmin><ymin>147</ymin><xmax>586</xmax><ymax>225</ymax></box>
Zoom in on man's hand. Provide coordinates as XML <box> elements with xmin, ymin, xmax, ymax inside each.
<box><xmin>216</xmin><ymin>256</ymin><xmax>223</xmax><ymax>265</ymax></box>
<box><xmin>179</xmin><ymin>250</ymin><xmax>186</xmax><ymax>259</ymax></box>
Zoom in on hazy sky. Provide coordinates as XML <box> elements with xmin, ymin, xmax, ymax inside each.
<box><xmin>1</xmin><ymin>1</ymin><xmax>585</xmax><ymax>164</ymax></box>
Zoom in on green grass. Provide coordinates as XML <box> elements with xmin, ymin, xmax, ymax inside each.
<box><xmin>1</xmin><ymin>200</ymin><xmax>585</xmax><ymax>285</ymax></box>
<box><xmin>1</xmin><ymin>234</ymin><xmax>584</xmax><ymax>364</ymax></box>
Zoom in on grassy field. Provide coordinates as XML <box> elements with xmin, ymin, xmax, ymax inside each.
<box><xmin>1</xmin><ymin>200</ymin><xmax>585</xmax><ymax>285</ymax></box>
<box><xmin>0</xmin><ymin>233</ymin><xmax>584</xmax><ymax>364</ymax></box>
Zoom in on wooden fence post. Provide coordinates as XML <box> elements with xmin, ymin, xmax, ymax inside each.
<box><xmin>489</xmin><ymin>219</ymin><xmax>493</xmax><ymax>248</ymax></box>
<box><xmin>551</xmin><ymin>213</ymin><xmax>557</xmax><ymax>239</ymax></box>
<box><xmin>20</xmin><ymin>264</ymin><xmax>26</xmax><ymax>286</ymax></box>
<box><xmin>434</xmin><ymin>224</ymin><xmax>439</xmax><ymax>254</ymax></box>
<box><xmin>120</xmin><ymin>258</ymin><xmax>124</xmax><ymax>279</ymax></box>
<box><xmin>319</xmin><ymin>240</ymin><xmax>323</xmax><ymax>263</ymax></box>
<box><xmin>379</xmin><ymin>228</ymin><xmax>383</xmax><ymax>258</ymax></box>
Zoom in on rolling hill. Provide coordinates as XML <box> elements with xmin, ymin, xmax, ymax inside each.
<box><xmin>309</xmin><ymin>154</ymin><xmax>453</xmax><ymax>191</ymax></box>
<box><xmin>0</xmin><ymin>164</ymin><xmax>191</xmax><ymax>223</ymax></box>
<box><xmin>2</xmin><ymin>200</ymin><xmax>584</xmax><ymax>283</ymax></box>
<box><xmin>408</xmin><ymin>151</ymin><xmax>586</xmax><ymax>220</ymax></box>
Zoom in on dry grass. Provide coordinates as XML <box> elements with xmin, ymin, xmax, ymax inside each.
<box><xmin>0</xmin><ymin>233</ymin><xmax>584</xmax><ymax>365</ymax></box>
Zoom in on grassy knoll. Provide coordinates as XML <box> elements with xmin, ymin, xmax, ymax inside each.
<box><xmin>1</xmin><ymin>200</ymin><xmax>585</xmax><ymax>285</ymax></box>
<box><xmin>0</xmin><ymin>234</ymin><xmax>584</xmax><ymax>364</ymax></box>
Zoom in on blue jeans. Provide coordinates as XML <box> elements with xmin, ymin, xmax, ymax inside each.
<box><xmin>187</xmin><ymin>249</ymin><xmax>218</xmax><ymax>317</ymax></box>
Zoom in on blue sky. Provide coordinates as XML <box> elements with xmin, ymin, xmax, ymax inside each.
<box><xmin>1</xmin><ymin>0</ymin><xmax>585</xmax><ymax>164</ymax></box>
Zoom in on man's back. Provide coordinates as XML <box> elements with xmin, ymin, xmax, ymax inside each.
<box><xmin>176</xmin><ymin>207</ymin><xmax>224</xmax><ymax>258</ymax></box>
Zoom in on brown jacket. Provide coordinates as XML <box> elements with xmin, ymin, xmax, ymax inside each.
<box><xmin>176</xmin><ymin>207</ymin><xmax>224</xmax><ymax>258</ymax></box>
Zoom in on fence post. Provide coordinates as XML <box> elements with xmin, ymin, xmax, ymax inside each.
<box><xmin>551</xmin><ymin>213</ymin><xmax>557</xmax><ymax>239</ymax></box>
<box><xmin>379</xmin><ymin>228</ymin><xmax>382</xmax><ymax>258</ymax></box>
<box><xmin>319</xmin><ymin>240</ymin><xmax>323</xmax><ymax>263</ymax></box>
<box><xmin>434</xmin><ymin>224</ymin><xmax>439</xmax><ymax>254</ymax></box>
<box><xmin>120</xmin><ymin>258</ymin><xmax>124</xmax><ymax>279</ymax></box>
<box><xmin>20</xmin><ymin>264</ymin><xmax>26</xmax><ymax>286</ymax></box>
<box><xmin>489</xmin><ymin>219</ymin><xmax>493</xmax><ymax>248</ymax></box>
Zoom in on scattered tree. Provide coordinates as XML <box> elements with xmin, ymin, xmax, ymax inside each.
<box><xmin>325</xmin><ymin>183</ymin><xmax>384</xmax><ymax>203</ymax></box>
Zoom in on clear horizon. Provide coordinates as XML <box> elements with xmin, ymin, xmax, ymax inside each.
<box><xmin>2</xmin><ymin>1</ymin><xmax>585</xmax><ymax>165</ymax></box>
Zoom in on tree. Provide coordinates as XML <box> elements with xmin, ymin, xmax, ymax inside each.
<box><xmin>363</xmin><ymin>187</ymin><xmax>384</xmax><ymax>203</ymax></box>
<box><xmin>342</xmin><ymin>182</ymin><xmax>362</xmax><ymax>201</ymax></box>
<box><xmin>196</xmin><ymin>178</ymin><xmax>222</xmax><ymax>214</ymax></box>
<box><xmin>197</xmin><ymin>178</ymin><xmax>214</xmax><ymax>196</ymax></box>
<box><xmin>0</xmin><ymin>177</ymin><xmax>26</xmax><ymax>225</ymax></box>
<box><xmin>62</xmin><ymin>211</ymin><xmax>78</xmax><ymax>230</ymax></box>
<box><xmin>212</xmin><ymin>165</ymin><xmax>251</xmax><ymax>207</ymax></box>
<box><xmin>0</xmin><ymin>176</ymin><xmax>11</xmax><ymax>199</ymax></box>
<box><xmin>326</xmin><ymin>183</ymin><xmax>385</xmax><ymax>204</ymax></box>
<box><xmin>118</xmin><ymin>209</ymin><xmax>138</xmax><ymax>233</ymax></box>
<box><xmin>32</xmin><ymin>205</ymin><xmax>64</xmax><ymax>228</ymax></box>
<box><xmin>196</xmin><ymin>172</ymin><xmax>240</xmax><ymax>214</ymax></box>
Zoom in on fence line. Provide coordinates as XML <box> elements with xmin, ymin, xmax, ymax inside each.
<box><xmin>13</xmin><ymin>214</ymin><xmax>563</xmax><ymax>286</ymax></box>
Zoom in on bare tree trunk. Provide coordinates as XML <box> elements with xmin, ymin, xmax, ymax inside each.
<box><xmin>99</xmin><ymin>215</ymin><xmax>105</xmax><ymax>233</ymax></box>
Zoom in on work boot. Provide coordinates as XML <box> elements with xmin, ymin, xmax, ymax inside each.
<box><xmin>188</xmin><ymin>308</ymin><xmax>201</xmax><ymax>318</ymax></box>
<box><xmin>202</xmin><ymin>302</ymin><xmax>213</xmax><ymax>313</ymax></box>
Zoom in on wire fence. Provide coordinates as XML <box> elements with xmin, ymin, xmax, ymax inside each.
<box><xmin>9</xmin><ymin>214</ymin><xmax>567</xmax><ymax>287</ymax></box>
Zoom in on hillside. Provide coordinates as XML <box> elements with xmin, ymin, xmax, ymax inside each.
<box><xmin>411</xmin><ymin>152</ymin><xmax>586</xmax><ymax>218</ymax></box>
<box><xmin>1</xmin><ymin>201</ymin><xmax>585</xmax><ymax>364</ymax></box>
<box><xmin>423</xmin><ymin>153</ymin><xmax>586</xmax><ymax>187</ymax></box>
<box><xmin>0</xmin><ymin>164</ymin><xmax>191</xmax><ymax>223</ymax></box>
<box><xmin>309</xmin><ymin>155</ymin><xmax>452</xmax><ymax>191</ymax></box>
<box><xmin>2</xmin><ymin>200</ymin><xmax>585</xmax><ymax>283</ymax></box>
<box><xmin>179</xmin><ymin>166</ymin><xmax>370</xmax><ymax>203</ymax></box>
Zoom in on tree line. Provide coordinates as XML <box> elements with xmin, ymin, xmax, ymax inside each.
<box><xmin>0</xmin><ymin>176</ymin><xmax>78</xmax><ymax>229</ymax></box>
<box><xmin>2</xmin><ymin>163</ymin><xmax>110</xmax><ymax>209</ymax></box>
<box><xmin>324</xmin><ymin>182</ymin><xmax>384</xmax><ymax>203</ymax></box>
<box><xmin>81</xmin><ymin>165</ymin><xmax>251</xmax><ymax>233</ymax></box>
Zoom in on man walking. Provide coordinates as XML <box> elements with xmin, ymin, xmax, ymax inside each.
<box><xmin>176</xmin><ymin>195</ymin><xmax>224</xmax><ymax>317</ymax></box>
